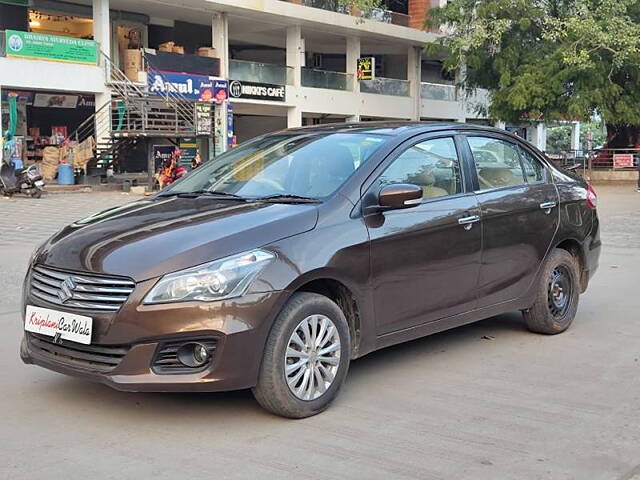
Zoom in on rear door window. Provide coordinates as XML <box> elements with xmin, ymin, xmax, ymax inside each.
<box><xmin>518</xmin><ymin>147</ymin><xmax>545</xmax><ymax>183</ymax></box>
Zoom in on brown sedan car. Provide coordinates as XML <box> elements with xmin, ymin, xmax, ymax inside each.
<box><xmin>21</xmin><ymin>123</ymin><xmax>600</xmax><ymax>418</ymax></box>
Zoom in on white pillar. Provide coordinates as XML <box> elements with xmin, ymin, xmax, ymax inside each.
<box><xmin>407</xmin><ymin>46</ymin><xmax>421</xmax><ymax>121</ymax></box>
<box><xmin>286</xmin><ymin>26</ymin><xmax>303</xmax><ymax>88</ymax></box>
<box><xmin>287</xmin><ymin>107</ymin><xmax>302</xmax><ymax>128</ymax></box>
<box><xmin>211</xmin><ymin>13</ymin><xmax>229</xmax><ymax>152</ymax></box>
<box><xmin>286</xmin><ymin>26</ymin><xmax>303</xmax><ymax>128</ymax></box>
<box><xmin>494</xmin><ymin>121</ymin><xmax>506</xmax><ymax>130</ymax></box>
<box><xmin>93</xmin><ymin>0</ymin><xmax>111</xmax><ymax>154</ymax></box>
<box><xmin>212</xmin><ymin>13</ymin><xmax>229</xmax><ymax>78</ymax></box>
<box><xmin>93</xmin><ymin>0</ymin><xmax>110</xmax><ymax>58</ymax></box>
<box><xmin>346</xmin><ymin>36</ymin><xmax>360</xmax><ymax>94</ymax></box>
<box><xmin>529</xmin><ymin>122</ymin><xmax>547</xmax><ymax>151</ymax></box>
<box><xmin>345</xmin><ymin>36</ymin><xmax>360</xmax><ymax>122</ymax></box>
<box><xmin>570</xmin><ymin>121</ymin><xmax>581</xmax><ymax>152</ymax></box>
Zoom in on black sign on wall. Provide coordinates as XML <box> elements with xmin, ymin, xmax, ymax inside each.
<box><xmin>228</xmin><ymin>80</ymin><xmax>286</xmax><ymax>102</ymax></box>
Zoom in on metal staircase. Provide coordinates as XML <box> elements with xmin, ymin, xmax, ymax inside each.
<box><xmin>65</xmin><ymin>50</ymin><xmax>198</xmax><ymax>171</ymax></box>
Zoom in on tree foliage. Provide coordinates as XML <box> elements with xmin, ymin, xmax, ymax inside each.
<box><xmin>427</xmin><ymin>0</ymin><xmax>640</xmax><ymax>133</ymax></box>
<box><xmin>546</xmin><ymin>120</ymin><xmax>607</xmax><ymax>153</ymax></box>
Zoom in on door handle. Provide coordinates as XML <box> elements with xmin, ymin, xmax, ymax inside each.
<box><xmin>539</xmin><ymin>201</ymin><xmax>557</xmax><ymax>213</ymax></box>
<box><xmin>458</xmin><ymin>214</ymin><xmax>480</xmax><ymax>230</ymax></box>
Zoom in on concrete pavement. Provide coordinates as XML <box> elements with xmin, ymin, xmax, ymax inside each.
<box><xmin>0</xmin><ymin>186</ymin><xmax>638</xmax><ymax>479</ymax></box>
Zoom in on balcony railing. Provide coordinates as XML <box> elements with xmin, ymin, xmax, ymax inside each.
<box><xmin>361</xmin><ymin>8</ymin><xmax>410</xmax><ymax>27</ymax></box>
<box><xmin>302</xmin><ymin>68</ymin><xmax>351</xmax><ymax>90</ymax></box>
<box><xmin>360</xmin><ymin>77</ymin><xmax>410</xmax><ymax>97</ymax></box>
<box><xmin>229</xmin><ymin>59</ymin><xmax>293</xmax><ymax>85</ymax></box>
<box><xmin>295</xmin><ymin>1</ymin><xmax>410</xmax><ymax>27</ymax></box>
<box><xmin>421</xmin><ymin>82</ymin><xmax>457</xmax><ymax>101</ymax></box>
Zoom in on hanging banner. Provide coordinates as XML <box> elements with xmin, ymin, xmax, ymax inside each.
<box><xmin>5</xmin><ymin>30</ymin><xmax>98</xmax><ymax>65</ymax></box>
<box><xmin>357</xmin><ymin>57</ymin><xmax>375</xmax><ymax>80</ymax></box>
<box><xmin>227</xmin><ymin>103</ymin><xmax>235</xmax><ymax>147</ymax></box>
<box><xmin>195</xmin><ymin>102</ymin><xmax>212</xmax><ymax>136</ymax></box>
<box><xmin>33</xmin><ymin>93</ymin><xmax>79</xmax><ymax>108</ymax></box>
<box><xmin>148</xmin><ymin>71</ymin><xmax>228</xmax><ymax>103</ymax></box>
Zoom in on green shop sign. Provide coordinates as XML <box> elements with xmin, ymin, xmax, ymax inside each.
<box><xmin>4</xmin><ymin>30</ymin><xmax>98</xmax><ymax>65</ymax></box>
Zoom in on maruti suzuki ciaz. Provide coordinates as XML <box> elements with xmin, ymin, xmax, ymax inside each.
<box><xmin>21</xmin><ymin>122</ymin><xmax>600</xmax><ymax>418</ymax></box>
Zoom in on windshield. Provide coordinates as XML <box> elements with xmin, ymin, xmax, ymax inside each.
<box><xmin>163</xmin><ymin>132</ymin><xmax>387</xmax><ymax>199</ymax></box>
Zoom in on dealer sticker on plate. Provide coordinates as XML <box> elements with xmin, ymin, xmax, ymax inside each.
<box><xmin>24</xmin><ymin>305</ymin><xmax>93</xmax><ymax>345</ymax></box>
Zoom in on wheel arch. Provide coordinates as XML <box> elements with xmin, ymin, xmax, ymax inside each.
<box><xmin>289</xmin><ymin>275</ymin><xmax>363</xmax><ymax>359</ymax></box>
<box><xmin>554</xmin><ymin>237</ymin><xmax>588</xmax><ymax>293</ymax></box>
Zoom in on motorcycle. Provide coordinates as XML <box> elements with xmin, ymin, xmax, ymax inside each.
<box><xmin>0</xmin><ymin>161</ymin><xmax>45</xmax><ymax>198</ymax></box>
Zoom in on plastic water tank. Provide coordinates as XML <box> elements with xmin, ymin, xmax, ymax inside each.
<box><xmin>58</xmin><ymin>164</ymin><xmax>74</xmax><ymax>185</ymax></box>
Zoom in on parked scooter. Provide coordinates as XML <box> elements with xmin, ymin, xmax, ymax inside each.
<box><xmin>0</xmin><ymin>161</ymin><xmax>45</xmax><ymax>198</ymax></box>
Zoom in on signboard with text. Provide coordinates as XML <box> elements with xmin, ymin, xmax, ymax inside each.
<box><xmin>148</xmin><ymin>72</ymin><xmax>228</xmax><ymax>103</ymax></box>
<box><xmin>153</xmin><ymin>145</ymin><xmax>175</xmax><ymax>171</ymax></box>
<box><xmin>195</xmin><ymin>102</ymin><xmax>212</xmax><ymax>136</ymax></box>
<box><xmin>228</xmin><ymin>80</ymin><xmax>285</xmax><ymax>102</ymax></box>
<box><xmin>357</xmin><ymin>57</ymin><xmax>375</xmax><ymax>80</ymax></box>
<box><xmin>613</xmin><ymin>153</ymin><xmax>635</xmax><ymax>168</ymax></box>
<box><xmin>5</xmin><ymin>30</ymin><xmax>98</xmax><ymax>65</ymax></box>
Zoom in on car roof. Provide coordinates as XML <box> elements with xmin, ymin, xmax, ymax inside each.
<box><xmin>282</xmin><ymin>121</ymin><xmax>509</xmax><ymax>138</ymax></box>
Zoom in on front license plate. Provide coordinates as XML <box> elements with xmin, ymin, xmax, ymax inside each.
<box><xmin>34</xmin><ymin>180</ymin><xmax>44</xmax><ymax>187</ymax></box>
<box><xmin>24</xmin><ymin>305</ymin><xmax>92</xmax><ymax>345</ymax></box>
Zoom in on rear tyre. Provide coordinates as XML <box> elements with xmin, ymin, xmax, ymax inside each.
<box><xmin>523</xmin><ymin>248</ymin><xmax>580</xmax><ymax>334</ymax></box>
<box><xmin>252</xmin><ymin>292</ymin><xmax>351</xmax><ymax>418</ymax></box>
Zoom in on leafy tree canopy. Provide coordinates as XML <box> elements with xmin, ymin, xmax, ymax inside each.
<box><xmin>546</xmin><ymin>120</ymin><xmax>607</xmax><ymax>153</ymax></box>
<box><xmin>426</xmin><ymin>0</ymin><xmax>640</xmax><ymax>130</ymax></box>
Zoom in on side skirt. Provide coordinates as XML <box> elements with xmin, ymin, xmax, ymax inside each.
<box><xmin>373</xmin><ymin>296</ymin><xmax>533</xmax><ymax>353</ymax></box>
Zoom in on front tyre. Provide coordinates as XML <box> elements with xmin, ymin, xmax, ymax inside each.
<box><xmin>252</xmin><ymin>292</ymin><xmax>351</xmax><ymax>418</ymax></box>
<box><xmin>523</xmin><ymin>248</ymin><xmax>580</xmax><ymax>334</ymax></box>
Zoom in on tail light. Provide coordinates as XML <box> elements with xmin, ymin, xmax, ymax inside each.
<box><xmin>586</xmin><ymin>183</ymin><xmax>597</xmax><ymax>210</ymax></box>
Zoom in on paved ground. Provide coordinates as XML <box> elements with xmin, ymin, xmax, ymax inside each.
<box><xmin>0</xmin><ymin>185</ymin><xmax>638</xmax><ymax>480</ymax></box>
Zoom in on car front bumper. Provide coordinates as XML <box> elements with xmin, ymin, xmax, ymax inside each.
<box><xmin>20</xmin><ymin>286</ymin><xmax>286</xmax><ymax>392</ymax></box>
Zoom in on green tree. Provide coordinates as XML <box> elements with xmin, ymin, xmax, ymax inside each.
<box><xmin>546</xmin><ymin>120</ymin><xmax>607</xmax><ymax>153</ymax></box>
<box><xmin>427</xmin><ymin>0</ymin><xmax>640</xmax><ymax>148</ymax></box>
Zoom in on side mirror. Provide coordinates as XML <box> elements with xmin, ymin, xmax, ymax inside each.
<box><xmin>376</xmin><ymin>183</ymin><xmax>423</xmax><ymax>211</ymax></box>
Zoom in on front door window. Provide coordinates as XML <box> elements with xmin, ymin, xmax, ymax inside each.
<box><xmin>467</xmin><ymin>136</ymin><xmax>527</xmax><ymax>190</ymax></box>
<box><xmin>374</xmin><ymin>137</ymin><xmax>463</xmax><ymax>200</ymax></box>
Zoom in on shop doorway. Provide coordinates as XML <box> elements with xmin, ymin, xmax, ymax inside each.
<box><xmin>1</xmin><ymin>89</ymin><xmax>95</xmax><ymax>179</ymax></box>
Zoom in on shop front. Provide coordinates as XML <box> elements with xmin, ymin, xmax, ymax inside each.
<box><xmin>141</xmin><ymin>69</ymin><xmax>229</xmax><ymax>188</ymax></box>
<box><xmin>227</xmin><ymin>77</ymin><xmax>289</xmax><ymax>144</ymax></box>
<box><xmin>1</xmin><ymin>89</ymin><xmax>95</xmax><ymax>182</ymax></box>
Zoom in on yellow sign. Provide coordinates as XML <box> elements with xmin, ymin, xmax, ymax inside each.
<box><xmin>357</xmin><ymin>57</ymin><xmax>375</xmax><ymax>81</ymax></box>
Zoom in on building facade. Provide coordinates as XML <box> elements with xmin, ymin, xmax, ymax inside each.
<box><xmin>0</xmin><ymin>0</ymin><xmax>548</xmax><ymax>180</ymax></box>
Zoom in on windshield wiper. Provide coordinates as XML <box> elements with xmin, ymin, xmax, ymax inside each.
<box><xmin>157</xmin><ymin>190</ymin><xmax>247</xmax><ymax>200</ymax></box>
<box><xmin>256</xmin><ymin>194</ymin><xmax>321</xmax><ymax>204</ymax></box>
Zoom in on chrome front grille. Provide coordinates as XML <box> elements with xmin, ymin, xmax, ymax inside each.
<box><xmin>30</xmin><ymin>265</ymin><xmax>135</xmax><ymax>311</ymax></box>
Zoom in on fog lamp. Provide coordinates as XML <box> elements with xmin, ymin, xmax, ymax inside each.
<box><xmin>177</xmin><ymin>342</ymin><xmax>211</xmax><ymax>368</ymax></box>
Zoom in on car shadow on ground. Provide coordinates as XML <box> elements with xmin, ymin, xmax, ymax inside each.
<box><xmin>31</xmin><ymin>311</ymin><xmax>527</xmax><ymax>421</ymax></box>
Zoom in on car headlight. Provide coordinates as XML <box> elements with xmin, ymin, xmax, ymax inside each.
<box><xmin>143</xmin><ymin>249</ymin><xmax>275</xmax><ymax>304</ymax></box>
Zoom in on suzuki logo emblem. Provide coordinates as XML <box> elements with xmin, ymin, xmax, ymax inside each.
<box><xmin>57</xmin><ymin>277</ymin><xmax>75</xmax><ymax>304</ymax></box>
